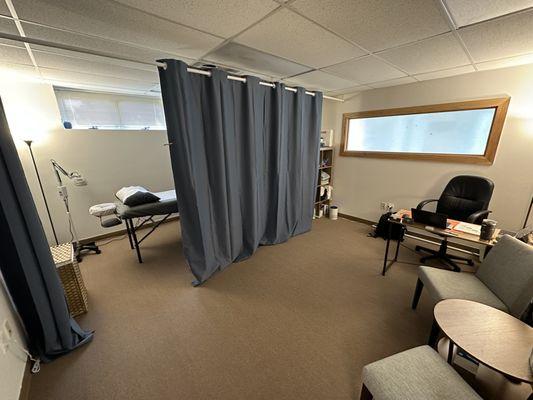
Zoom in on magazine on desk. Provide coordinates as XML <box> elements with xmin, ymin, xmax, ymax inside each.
<box><xmin>453</xmin><ymin>222</ymin><xmax>481</xmax><ymax>236</ymax></box>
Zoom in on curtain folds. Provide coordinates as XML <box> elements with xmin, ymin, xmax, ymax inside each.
<box><xmin>159</xmin><ymin>60</ymin><xmax>322</xmax><ymax>284</ymax></box>
<box><xmin>0</xmin><ymin>99</ymin><xmax>93</xmax><ymax>363</ymax></box>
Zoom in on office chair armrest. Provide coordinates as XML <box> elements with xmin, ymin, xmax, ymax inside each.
<box><xmin>416</xmin><ymin>199</ymin><xmax>439</xmax><ymax>210</ymax></box>
<box><xmin>467</xmin><ymin>210</ymin><xmax>491</xmax><ymax>223</ymax></box>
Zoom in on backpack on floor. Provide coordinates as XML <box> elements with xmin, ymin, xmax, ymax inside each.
<box><xmin>369</xmin><ymin>212</ymin><xmax>405</xmax><ymax>241</ymax></box>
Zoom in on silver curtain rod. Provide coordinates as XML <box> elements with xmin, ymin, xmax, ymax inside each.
<box><xmin>0</xmin><ymin>32</ymin><xmax>344</xmax><ymax>102</ymax></box>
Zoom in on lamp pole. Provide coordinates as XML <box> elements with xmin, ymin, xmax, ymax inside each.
<box><xmin>24</xmin><ymin>140</ymin><xmax>59</xmax><ymax>245</ymax></box>
<box><xmin>524</xmin><ymin>195</ymin><xmax>533</xmax><ymax>229</ymax></box>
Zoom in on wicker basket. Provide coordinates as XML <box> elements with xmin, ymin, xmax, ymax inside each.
<box><xmin>50</xmin><ymin>243</ymin><xmax>88</xmax><ymax>317</ymax></box>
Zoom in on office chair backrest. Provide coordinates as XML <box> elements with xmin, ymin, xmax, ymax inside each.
<box><xmin>476</xmin><ymin>235</ymin><xmax>533</xmax><ymax>318</ymax></box>
<box><xmin>436</xmin><ymin>175</ymin><xmax>494</xmax><ymax>223</ymax></box>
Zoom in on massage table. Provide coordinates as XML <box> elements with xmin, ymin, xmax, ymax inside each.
<box><xmin>115</xmin><ymin>190</ymin><xmax>179</xmax><ymax>263</ymax></box>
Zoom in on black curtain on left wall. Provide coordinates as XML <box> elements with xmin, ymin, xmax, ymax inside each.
<box><xmin>0</xmin><ymin>99</ymin><xmax>93</xmax><ymax>362</ymax></box>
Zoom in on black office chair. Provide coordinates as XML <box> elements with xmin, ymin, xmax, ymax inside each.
<box><xmin>416</xmin><ymin>175</ymin><xmax>494</xmax><ymax>271</ymax></box>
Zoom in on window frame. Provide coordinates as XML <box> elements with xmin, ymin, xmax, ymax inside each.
<box><xmin>54</xmin><ymin>87</ymin><xmax>166</xmax><ymax>131</ymax></box>
<box><xmin>340</xmin><ymin>97</ymin><xmax>510</xmax><ymax>165</ymax></box>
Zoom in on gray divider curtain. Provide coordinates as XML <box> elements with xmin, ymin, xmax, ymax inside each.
<box><xmin>158</xmin><ymin>60</ymin><xmax>322</xmax><ymax>285</ymax></box>
<box><xmin>0</xmin><ymin>99</ymin><xmax>93</xmax><ymax>363</ymax></box>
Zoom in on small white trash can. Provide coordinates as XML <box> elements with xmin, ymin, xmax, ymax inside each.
<box><xmin>329</xmin><ymin>205</ymin><xmax>338</xmax><ymax>220</ymax></box>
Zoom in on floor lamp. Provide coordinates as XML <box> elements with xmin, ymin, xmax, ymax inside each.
<box><xmin>23</xmin><ymin>140</ymin><xmax>59</xmax><ymax>245</ymax></box>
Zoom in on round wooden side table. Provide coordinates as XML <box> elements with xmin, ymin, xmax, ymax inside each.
<box><xmin>434</xmin><ymin>298</ymin><xmax>533</xmax><ymax>384</ymax></box>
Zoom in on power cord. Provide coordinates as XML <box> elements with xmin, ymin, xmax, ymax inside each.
<box><xmin>5</xmin><ymin>335</ymin><xmax>40</xmax><ymax>373</ymax></box>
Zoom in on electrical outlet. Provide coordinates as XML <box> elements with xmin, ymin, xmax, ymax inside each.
<box><xmin>381</xmin><ymin>202</ymin><xmax>395</xmax><ymax>211</ymax></box>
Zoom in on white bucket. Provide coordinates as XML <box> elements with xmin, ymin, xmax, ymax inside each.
<box><xmin>329</xmin><ymin>205</ymin><xmax>338</xmax><ymax>220</ymax></box>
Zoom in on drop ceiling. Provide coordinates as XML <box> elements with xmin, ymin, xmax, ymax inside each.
<box><xmin>0</xmin><ymin>0</ymin><xmax>532</xmax><ymax>96</ymax></box>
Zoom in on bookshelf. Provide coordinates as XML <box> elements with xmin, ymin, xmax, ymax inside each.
<box><xmin>314</xmin><ymin>146</ymin><xmax>333</xmax><ymax>218</ymax></box>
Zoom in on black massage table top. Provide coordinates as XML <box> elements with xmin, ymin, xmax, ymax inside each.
<box><xmin>115</xmin><ymin>189</ymin><xmax>178</xmax><ymax>219</ymax></box>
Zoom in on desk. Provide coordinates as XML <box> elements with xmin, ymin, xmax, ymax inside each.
<box><xmin>381</xmin><ymin>209</ymin><xmax>499</xmax><ymax>275</ymax></box>
<box><xmin>434</xmin><ymin>299</ymin><xmax>533</xmax><ymax>384</ymax></box>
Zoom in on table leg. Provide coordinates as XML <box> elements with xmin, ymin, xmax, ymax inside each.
<box><xmin>428</xmin><ymin>318</ymin><xmax>440</xmax><ymax>348</ymax></box>
<box><xmin>394</xmin><ymin>233</ymin><xmax>401</xmax><ymax>261</ymax></box>
<box><xmin>479</xmin><ymin>245</ymin><xmax>486</xmax><ymax>262</ymax></box>
<box><xmin>381</xmin><ymin>222</ymin><xmax>393</xmax><ymax>276</ymax></box>
<box><xmin>447</xmin><ymin>340</ymin><xmax>454</xmax><ymax>364</ymax></box>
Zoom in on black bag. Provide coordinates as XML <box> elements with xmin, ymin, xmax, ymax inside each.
<box><xmin>369</xmin><ymin>212</ymin><xmax>405</xmax><ymax>241</ymax></box>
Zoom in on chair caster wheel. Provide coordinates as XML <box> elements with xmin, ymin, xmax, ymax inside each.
<box><xmin>96</xmin><ymin>249</ymin><xmax>102</xmax><ymax>254</ymax></box>
<box><xmin>467</xmin><ymin>259</ymin><xmax>474</xmax><ymax>266</ymax></box>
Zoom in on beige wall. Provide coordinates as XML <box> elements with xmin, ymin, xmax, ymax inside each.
<box><xmin>0</xmin><ymin>73</ymin><xmax>174</xmax><ymax>244</ymax></box>
<box><xmin>322</xmin><ymin>63</ymin><xmax>533</xmax><ymax>229</ymax></box>
<box><xmin>0</xmin><ymin>281</ymin><xmax>27</xmax><ymax>400</ymax></box>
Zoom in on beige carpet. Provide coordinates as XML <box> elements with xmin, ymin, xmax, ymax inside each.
<box><xmin>28</xmin><ymin>218</ymin><xmax>439</xmax><ymax>400</ymax></box>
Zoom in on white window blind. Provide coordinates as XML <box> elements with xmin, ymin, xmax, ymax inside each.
<box><xmin>54</xmin><ymin>88</ymin><xmax>166</xmax><ymax>130</ymax></box>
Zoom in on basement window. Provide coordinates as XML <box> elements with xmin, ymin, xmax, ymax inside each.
<box><xmin>54</xmin><ymin>87</ymin><xmax>166</xmax><ymax>130</ymax></box>
<box><xmin>340</xmin><ymin>97</ymin><xmax>510</xmax><ymax>165</ymax></box>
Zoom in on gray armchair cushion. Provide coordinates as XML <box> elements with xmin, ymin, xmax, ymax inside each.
<box><xmin>418</xmin><ymin>266</ymin><xmax>507</xmax><ymax>312</ymax></box>
<box><xmin>476</xmin><ymin>235</ymin><xmax>533</xmax><ymax>318</ymax></box>
<box><xmin>362</xmin><ymin>345</ymin><xmax>482</xmax><ymax>400</ymax></box>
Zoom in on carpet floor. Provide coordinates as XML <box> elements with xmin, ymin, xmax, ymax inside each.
<box><xmin>28</xmin><ymin>218</ymin><xmax>442</xmax><ymax>400</ymax></box>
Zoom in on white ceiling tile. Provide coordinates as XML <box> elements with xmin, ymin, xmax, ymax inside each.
<box><xmin>325</xmin><ymin>86</ymin><xmax>366</xmax><ymax>96</ymax></box>
<box><xmin>322</xmin><ymin>56</ymin><xmax>406</xmax><ymax>84</ymax></box>
<box><xmin>459</xmin><ymin>10</ymin><xmax>533</xmax><ymax>62</ymax></box>
<box><xmin>23</xmin><ymin>23</ymin><xmax>195</xmax><ymax>66</ymax></box>
<box><xmin>378</xmin><ymin>33</ymin><xmax>470</xmax><ymax>74</ymax></box>
<box><xmin>414</xmin><ymin>65</ymin><xmax>475</xmax><ymax>80</ymax></box>
<box><xmin>284</xmin><ymin>70</ymin><xmax>358</xmax><ymax>91</ymax></box>
<box><xmin>112</xmin><ymin>0</ymin><xmax>279</xmax><ymax>38</ymax></box>
<box><xmin>0</xmin><ymin>3</ymin><xmax>10</xmax><ymax>17</ymax></box>
<box><xmin>205</xmin><ymin>43</ymin><xmax>310</xmax><ymax>79</ymax></box>
<box><xmin>234</xmin><ymin>8</ymin><xmax>365</xmax><ymax>68</ymax></box>
<box><xmin>40</xmin><ymin>68</ymin><xmax>158</xmax><ymax>91</ymax></box>
<box><xmin>445</xmin><ymin>0</ymin><xmax>533</xmax><ymax>27</ymax></box>
<box><xmin>476</xmin><ymin>52</ymin><xmax>533</xmax><ymax>71</ymax></box>
<box><xmin>367</xmin><ymin>76</ymin><xmax>417</xmax><ymax>88</ymax></box>
<box><xmin>0</xmin><ymin>16</ymin><xmax>22</xmax><ymax>46</ymax></box>
<box><xmin>0</xmin><ymin>62</ymin><xmax>38</xmax><ymax>77</ymax></box>
<box><xmin>290</xmin><ymin>0</ymin><xmax>450</xmax><ymax>51</ymax></box>
<box><xmin>0</xmin><ymin>43</ymin><xmax>33</xmax><ymax>65</ymax></box>
<box><xmin>14</xmin><ymin>0</ymin><xmax>222</xmax><ymax>59</ymax></box>
<box><xmin>32</xmin><ymin>51</ymin><xmax>160</xmax><ymax>82</ymax></box>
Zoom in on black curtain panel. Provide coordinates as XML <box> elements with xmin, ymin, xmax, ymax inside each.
<box><xmin>158</xmin><ymin>60</ymin><xmax>322</xmax><ymax>284</ymax></box>
<box><xmin>0</xmin><ymin>99</ymin><xmax>93</xmax><ymax>363</ymax></box>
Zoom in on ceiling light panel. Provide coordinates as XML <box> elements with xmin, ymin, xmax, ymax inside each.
<box><xmin>235</xmin><ymin>8</ymin><xmax>365</xmax><ymax>68</ymax></box>
<box><xmin>205</xmin><ymin>42</ymin><xmax>310</xmax><ymax>79</ymax></box>
<box><xmin>112</xmin><ymin>0</ymin><xmax>279</xmax><ymax>38</ymax></box>
<box><xmin>13</xmin><ymin>0</ymin><xmax>222</xmax><ymax>59</ymax></box>
<box><xmin>284</xmin><ymin>70</ymin><xmax>359</xmax><ymax>91</ymax></box>
<box><xmin>290</xmin><ymin>0</ymin><xmax>450</xmax><ymax>52</ymax></box>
